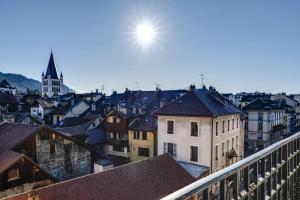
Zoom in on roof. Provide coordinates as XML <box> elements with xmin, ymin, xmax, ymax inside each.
<box><xmin>85</xmin><ymin>127</ymin><xmax>106</xmax><ymax>145</ymax></box>
<box><xmin>0</xmin><ymin>150</ymin><xmax>23</xmax><ymax>173</ymax></box>
<box><xmin>5</xmin><ymin>112</ymin><xmax>42</xmax><ymax>124</ymax></box>
<box><xmin>36</xmin><ymin>99</ymin><xmax>54</xmax><ymax>109</ymax></box>
<box><xmin>0</xmin><ymin>123</ymin><xmax>90</xmax><ymax>153</ymax></box>
<box><xmin>243</xmin><ymin>98</ymin><xmax>286</xmax><ymax>111</ymax></box>
<box><xmin>0</xmin><ymin>79</ymin><xmax>14</xmax><ymax>89</ymax></box>
<box><xmin>154</xmin><ymin>89</ymin><xmax>241</xmax><ymax>117</ymax></box>
<box><xmin>44</xmin><ymin>51</ymin><xmax>59</xmax><ymax>79</ymax></box>
<box><xmin>55</xmin><ymin>126</ymin><xmax>88</xmax><ymax>137</ymax></box>
<box><xmin>177</xmin><ymin>161</ymin><xmax>209</xmax><ymax>179</ymax></box>
<box><xmin>5</xmin><ymin>154</ymin><xmax>195</xmax><ymax>200</ymax></box>
<box><xmin>0</xmin><ymin>92</ymin><xmax>18</xmax><ymax>104</ymax></box>
<box><xmin>0</xmin><ymin>123</ymin><xmax>40</xmax><ymax>152</ymax></box>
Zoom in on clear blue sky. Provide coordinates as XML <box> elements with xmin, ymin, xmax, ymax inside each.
<box><xmin>0</xmin><ymin>0</ymin><xmax>300</xmax><ymax>94</ymax></box>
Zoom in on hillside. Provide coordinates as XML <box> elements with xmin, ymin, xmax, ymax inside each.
<box><xmin>0</xmin><ymin>72</ymin><xmax>69</xmax><ymax>93</ymax></box>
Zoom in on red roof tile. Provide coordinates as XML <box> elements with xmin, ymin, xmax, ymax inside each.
<box><xmin>5</xmin><ymin>154</ymin><xmax>195</xmax><ymax>200</ymax></box>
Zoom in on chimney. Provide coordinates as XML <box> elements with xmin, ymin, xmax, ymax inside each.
<box><xmin>160</xmin><ymin>99</ymin><xmax>166</xmax><ymax>108</ymax></box>
<box><xmin>189</xmin><ymin>84</ymin><xmax>196</xmax><ymax>91</ymax></box>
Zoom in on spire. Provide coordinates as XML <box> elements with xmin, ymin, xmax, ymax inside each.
<box><xmin>45</xmin><ymin>50</ymin><xmax>59</xmax><ymax>79</ymax></box>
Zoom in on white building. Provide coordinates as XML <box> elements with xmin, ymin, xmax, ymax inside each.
<box><xmin>41</xmin><ymin>51</ymin><xmax>64</xmax><ymax>98</ymax></box>
<box><xmin>154</xmin><ymin>87</ymin><xmax>244</xmax><ymax>173</ymax></box>
<box><xmin>243</xmin><ymin>98</ymin><xmax>285</xmax><ymax>155</ymax></box>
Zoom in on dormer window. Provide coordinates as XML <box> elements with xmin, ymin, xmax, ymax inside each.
<box><xmin>7</xmin><ymin>168</ymin><xmax>19</xmax><ymax>181</ymax></box>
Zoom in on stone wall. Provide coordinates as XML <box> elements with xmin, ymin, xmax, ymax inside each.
<box><xmin>36</xmin><ymin>132</ymin><xmax>91</xmax><ymax>181</ymax></box>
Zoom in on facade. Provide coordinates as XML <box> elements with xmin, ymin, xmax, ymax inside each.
<box><xmin>41</xmin><ymin>51</ymin><xmax>64</xmax><ymax>98</ymax></box>
<box><xmin>128</xmin><ymin>129</ymin><xmax>156</xmax><ymax>161</ymax></box>
<box><xmin>104</xmin><ymin>88</ymin><xmax>187</xmax><ymax>164</ymax></box>
<box><xmin>154</xmin><ymin>86</ymin><xmax>244</xmax><ymax>173</ymax></box>
<box><xmin>0</xmin><ymin>123</ymin><xmax>92</xmax><ymax>183</ymax></box>
<box><xmin>0</xmin><ymin>151</ymin><xmax>53</xmax><ymax>199</ymax></box>
<box><xmin>243</xmin><ymin>98</ymin><xmax>285</xmax><ymax>155</ymax></box>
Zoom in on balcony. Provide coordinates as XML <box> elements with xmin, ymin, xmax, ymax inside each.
<box><xmin>162</xmin><ymin>131</ymin><xmax>300</xmax><ymax>200</ymax></box>
<box><xmin>226</xmin><ymin>149</ymin><xmax>237</xmax><ymax>160</ymax></box>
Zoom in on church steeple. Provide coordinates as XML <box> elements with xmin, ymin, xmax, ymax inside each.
<box><xmin>45</xmin><ymin>50</ymin><xmax>59</xmax><ymax>79</ymax></box>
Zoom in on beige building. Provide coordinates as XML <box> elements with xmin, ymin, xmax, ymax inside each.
<box><xmin>154</xmin><ymin>87</ymin><xmax>244</xmax><ymax>173</ymax></box>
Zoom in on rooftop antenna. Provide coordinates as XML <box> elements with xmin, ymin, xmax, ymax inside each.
<box><xmin>154</xmin><ymin>83</ymin><xmax>161</xmax><ymax>90</ymax></box>
<box><xmin>198</xmin><ymin>73</ymin><xmax>205</xmax><ymax>87</ymax></box>
<box><xmin>135</xmin><ymin>82</ymin><xmax>139</xmax><ymax>90</ymax></box>
<box><xmin>100</xmin><ymin>85</ymin><xmax>105</xmax><ymax>94</ymax></box>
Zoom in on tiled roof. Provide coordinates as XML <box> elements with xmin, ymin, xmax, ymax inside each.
<box><xmin>154</xmin><ymin>89</ymin><xmax>241</xmax><ymax>117</ymax></box>
<box><xmin>0</xmin><ymin>150</ymin><xmax>23</xmax><ymax>173</ymax></box>
<box><xmin>44</xmin><ymin>52</ymin><xmax>59</xmax><ymax>79</ymax></box>
<box><xmin>0</xmin><ymin>123</ymin><xmax>40</xmax><ymax>152</ymax></box>
<box><xmin>0</xmin><ymin>92</ymin><xmax>18</xmax><ymax>104</ymax></box>
<box><xmin>5</xmin><ymin>154</ymin><xmax>194</xmax><ymax>200</ymax></box>
<box><xmin>85</xmin><ymin>127</ymin><xmax>106</xmax><ymax>145</ymax></box>
<box><xmin>243</xmin><ymin>98</ymin><xmax>286</xmax><ymax>111</ymax></box>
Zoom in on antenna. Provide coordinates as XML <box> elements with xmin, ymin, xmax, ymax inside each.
<box><xmin>135</xmin><ymin>82</ymin><xmax>139</xmax><ymax>90</ymax></box>
<box><xmin>154</xmin><ymin>83</ymin><xmax>161</xmax><ymax>90</ymax></box>
<box><xmin>198</xmin><ymin>74</ymin><xmax>205</xmax><ymax>87</ymax></box>
<box><xmin>100</xmin><ymin>85</ymin><xmax>105</xmax><ymax>94</ymax></box>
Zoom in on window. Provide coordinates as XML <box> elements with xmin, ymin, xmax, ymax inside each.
<box><xmin>228</xmin><ymin>120</ymin><xmax>230</xmax><ymax>131</ymax></box>
<box><xmin>222</xmin><ymin>121</ymin><xmax>225</xmax><ymax>133</ymax></box>
<box><xmin>107</xmin><ymin>116</ymin><xmax>114</xmax><ymax>123</ymax></box>
<box><xmin>258</xmin><ymin>132</ymin><xmax>263</xmax><ymax>140</ymax></box>
<box><xmin>232</xmin><ymin>119</ymin><xmax>234</xmax><ymax>130</ymax></box>
<box><xmin>138</xmin><ymin>148</ymin><xmax>150</xmax><ymax>157</ymax></box>
<box><xmin>237</xmin><ymin>118</ymin><xmax>239</xmax><ymax>128</ymax></box>
<box><xmin>191</xmin><ymin>122</ymin><xmax>198</xmax><ymax>136</ymax></box>
<box><xmin>190</xmin><ymin>146</ymin><xmax>198</xmax><ymax>162</ymax></box>
<box><xmin>116</xmin><ymin>117</ymin><xmax>120</xmax><ymax>124</ymax></box>
<box><xmin>167</xmin><ymin>120</ymin><xmax>174</xmax><ymax>134</ymax></box>
<box><xmin>164</xmin><ymin>142</ymin><xmax>177</xmax><ymax>158</ymax></box>
<box><xmin>258</xmin><ymin>122</ymin><xmax>263</xmax><ymax>131</ymax></box>
<box><xmin>258</xmin><ymin>112</ymin><xmax>263</xmax><ymax>121</ymax></box>
<box><xmin>133</xmin><ymin>131</ymin><xmax>139</xmax><ymax>140</ymax></box>
<box><xmin>50</xmin><ymin>142</ymin><xmax>55</xmax><ymax>154</ymax></box>
<box><xmin>232</xmin><ymin>138</ymin><xmax>234</xmax><ymax>150</ymax></box>
<box><xmin>222</xmin><ymin>143</ymin><xmax>225</xmax><ymax>156</ymax></box>
<box><xmin>7</xmin><ymin>168</ymin><xmax>19</xmax><ymax>181</ymax></box>
<box><xmin>227</xmin><ymin>140</ymin><xmax>230</xmax><ymax>151</ymax></box>
<box><xmin>215</xmin><ymin>145</ymin><xmax>218</xmax><ymax>161</ymax></box>
<box><xmin>236</xmin><ymin>136</ymin><xmax>239</xmax><ymax>149</ymax></box>
<box><xmin>168</xmin><ymin>143</ymin><xmax>173</xmax><ymax>155</ymax></box>
<box><xmin>142</xmin><ymin>131</ymin><xmax>147</xmax><ymax>140</ymax></box>
<box><xmin>216</xmin><ymin>122</ymin><xmax>219</xmax><ymax>136</ymax></box>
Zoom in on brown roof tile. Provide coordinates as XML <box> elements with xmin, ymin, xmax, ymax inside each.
<box><xmin>5</xmin><ymin>154</ymin><xmax>195</xmax><ymax>200</ymax></box>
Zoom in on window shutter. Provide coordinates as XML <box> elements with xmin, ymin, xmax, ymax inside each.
<box><xmin>163</xmin><ymin>142</ymin><xmax>167</xmax><ymax>154</ymax></box>
<box><xmin>173</xmin><ymin>144</ymin><xmax>177</xmax><ymax>158</ymax></box>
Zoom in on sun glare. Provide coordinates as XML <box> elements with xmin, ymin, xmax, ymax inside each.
<box><xmin>134</xmin><ymin>22</ymin><xmax>157</xmax><ymax>48</ymax></box>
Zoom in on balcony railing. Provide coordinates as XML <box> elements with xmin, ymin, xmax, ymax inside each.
<box><xmin>162</xmin><ymin>131</ymin><xmax>300</xmax><ymax>200</ymax></box>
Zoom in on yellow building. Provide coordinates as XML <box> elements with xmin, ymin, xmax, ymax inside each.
<box><xmin>128</xmin><ymin>129</ymin><xmax>156</xmax><ymax>162</ymax></box>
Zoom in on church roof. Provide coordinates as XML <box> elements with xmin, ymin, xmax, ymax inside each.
<box><xmin>45</xmin><ymin>51</ymin><xmax>59</xmax><ymax>79</ymax></box>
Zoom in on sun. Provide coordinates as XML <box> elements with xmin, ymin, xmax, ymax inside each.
<box><xmin>134</xmin><ymin>22</ymin><xmax>157</xmax><ymax>47</ymax></box>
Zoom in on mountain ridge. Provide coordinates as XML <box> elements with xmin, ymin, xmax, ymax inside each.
<box><xmin>0</xmin><ymin>72</ymin><xmax>69</xmax><ymax>93</ymax></box>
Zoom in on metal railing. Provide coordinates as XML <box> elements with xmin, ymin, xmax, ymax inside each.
<box><xmin>162</xmin><ymin>131</ymin><xmax>300</xmax><ymax>200</ymax></box>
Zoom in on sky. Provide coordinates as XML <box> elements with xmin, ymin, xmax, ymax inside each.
<box><xmin>0</xmin><ymin>0</ymin><xmax>300</xmax><ymax>94</ymax></box>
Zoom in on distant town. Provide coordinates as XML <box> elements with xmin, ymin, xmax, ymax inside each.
<box><xmin>0</xmin><ymin>52</ymin><xmax>299</xmax><ymax>199</ymax></box>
